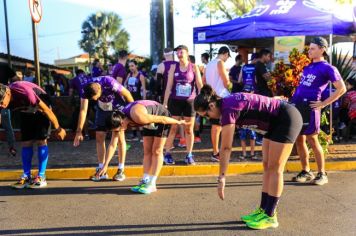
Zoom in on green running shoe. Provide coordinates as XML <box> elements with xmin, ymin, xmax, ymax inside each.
<box><xmin>241</xmin><ymin>207</ymin><xmax>264</xmax><ymax>223</ymax></box>
<box><xmin>246</xmin><ymin>212</ymin><xmax>278</xmax><ymax>230</ymax></box>
<box><xmin>126</xmin><ymin>143</ymin><xmax>131</xmax><ymax>151</ymax></box>
<box><xmin>137</xmin><ymin>183</ymin><xmax>157</xmax><ymax>194</ymax></box>
<box><xmin>130</xmin><ymin>180</ymin><xmax>146</xmax><ymax>193</ymax></box>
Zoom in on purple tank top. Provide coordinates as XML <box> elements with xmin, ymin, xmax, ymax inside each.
<box><xmin>162</xmin><ymin>61</ymin><xmax>179</xmax><ymax>93</ymax></box>
<box><xmin>220</xmin><ymin>93</ymin><xmax>282</xmax><ymax>134</ymax></box>
<box><xmin>170</xmin><ymin>62</ymin><xmax>196</xmax><ymax>100</ymax></box>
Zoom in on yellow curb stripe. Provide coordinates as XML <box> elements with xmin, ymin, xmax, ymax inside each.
<box><xmin>0</xmin><ymin>161</ymin><xmax>356</xmax><ymax>180</ymax></box>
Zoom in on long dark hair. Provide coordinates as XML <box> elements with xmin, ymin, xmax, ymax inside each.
<box><xmin>194</xmin><ymin>85</ymin><xmax>221</xmax><ymax>111</ymax></box>
<box><xmin>105</xmin><ymin>110</ymin><xmax>126</xmax><ymax>130</ymax></box>
<box><xmin>346</xmin><ymin>77</ymin><xmax>356</xmax><ymax>91</ymax></box>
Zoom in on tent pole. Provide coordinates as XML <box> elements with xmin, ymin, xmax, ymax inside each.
<box><xmin>329</xmin><ymin>34</ymin><xmax>333</xmax><ymax>139</ymax></box>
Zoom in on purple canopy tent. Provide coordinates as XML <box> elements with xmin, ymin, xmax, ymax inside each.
<box><xmin>193</xmin><ymin>0</ymin><xmax>356</xmax><ymax>137</ymax></box>
<box><xmin>193</xmin><ymin>0</ymin><xmax>355</xmax><ymax>47</ymax></box>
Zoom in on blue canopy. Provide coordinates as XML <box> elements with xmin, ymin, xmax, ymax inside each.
<box><xmin>193</xmin><ymin>0</ymin><xmax>356</xmax><ymax>46</ymax></box>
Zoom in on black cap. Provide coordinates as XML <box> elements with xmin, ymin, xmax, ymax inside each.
<box><xmin>311</xmin><ymin>37</ymin><xmax>329</xmax><ymax>56</ymax></box>
<box><xmin>218</xmin><ymin>46</ymin><xmax>231</xmax><ymax>57</ymax></box>
<box><xmin>174</xmin><ymin>45</ymin><xmax>189</xmax><ymax>51</ymax></box>
<box><xmin>311</xmin><ymin>37</ymin><xmax>328</xmax><ymax>48</ymax></box>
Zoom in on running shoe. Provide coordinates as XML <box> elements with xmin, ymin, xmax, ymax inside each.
<box><xmin>185</xmin><ymin>155</ymin><xmax>196</xmax><ymax>165</ymax></box>
<box><xmin>292</xmin><ymin>170</ymin><xmax>315</xmax><ymax>183</ymax></box>
<box><xmin>250</xmin><ymin>154</ymin><xmax>259</xmax><ymax>160</ymax></box>
<box><xmin>126</xmin><ymin>143</ymin><xmax>131</xmax><ymax>151</ymax></box>
<box><xmin>312</xmin><ymin>172</ymin><xmax>328</xmax><ymax>186</ymax></box>
<box><xmin>178</xmin><ymin>138</ymin><xmax>186</xmax><ymax>148</ymax></box>
<box><xmin>246</xmin><ymin>212</ymin><xmax>278</xmax><ymax>230</ymax></box>
<box><xmin>113</xmin><ymin>169</ymin><xmax>126</xmax><ymax>181</ymax></box>
<box><xmin>131</xmin><ymin>179</ymin><xmax>147</xmax><ymax>193</ymax></box>
<box><xmin>238</xmin><ymin>155</ymin><xmax>246</xmax><ymax>161</ymax></box>
<box><xmin>137</xmin><ymin>183</ymin><xmax>157</xmax><ymax>194</ymax></box>
<box><xmin>29</xmin><ymin>176</ymin><xmax>47</xmax><ymax>189</ymax></box>
<box><xmin>194</xmin><ymin>136</ymin><xmax>202</xmax><ymax>144</ymax></box>
<box><xmin>90</xmin><ymin>167</ymin><xmax>109</xmax><ymax>181</ymax></box>
<box><xmin>241</xmin><ymin>207</ymin><xmax>264</xmax><ymax>223</ymax></box>
<box><xmin>211</xmin><ymin>153</ymin><xmax>220</xmax><ymax>162</ymax></box>
<box><xmin>11</xmin><ymin>176</ymin><xmax>32</xmax><ymax>189</ymax></box>
<box><xmin>163</xmin><ymin>153</ymin><xmax>175</xmax><ymax>165</ymax></box>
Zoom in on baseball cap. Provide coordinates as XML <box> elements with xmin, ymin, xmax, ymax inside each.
<box><xmin>218</xmin><ymin>46</ymin><xmax>231</xmax><ymax>57</ymax></box>
<box><xmin>174</xmin><ymin>45</ymin><xmax>189</xmax><ymax>52</ymax></box>
<box><xmin>311</xmin><ymin>37</ymin><xmax>329</xmax><ymax>56</ymax></box>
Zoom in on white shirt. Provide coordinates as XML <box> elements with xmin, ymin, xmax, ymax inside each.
<box><xmin>205</xmin><ymin>58</ymin><xmax>230</xmax><ymax>98</ymax></box>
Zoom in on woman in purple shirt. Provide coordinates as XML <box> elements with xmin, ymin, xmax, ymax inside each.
<box><xmin>291</xmin><ymin>37</ymin><xmax>346</xmax><ymax>186</ymax></box>
<box><xmin>98</xmin><ymin>100</ymin><xmax>185</xmax><ymax>194</ymax></box>
<box><xmin>163</xmin><ymin>45</ymin><xmax>203</xmax><ymax>165</ymax></box>
<box><xmin>194</xmin><ymin>85</ymin><xmax>302</xmax><ymax>230</ymax></box>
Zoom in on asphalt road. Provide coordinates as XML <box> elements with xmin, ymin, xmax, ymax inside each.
<box><xmin>0</xmin><ymin>172</ymin><xmax>355</xmax><ymax>236</ymax></box>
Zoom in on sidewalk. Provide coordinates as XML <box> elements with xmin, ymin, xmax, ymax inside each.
<box><xmin>1</xmin><ymin>131</ymin><xmax>355</xmax><ymax>180</ymax></box>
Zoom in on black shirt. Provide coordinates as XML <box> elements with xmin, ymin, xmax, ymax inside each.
<box><xmin>0</xmin><ymin>64</ymin><xmax>15</xmax><ymax>85</ymax></box>
<box><xmin>255</xmin><ymin>61</ymin><xmax>271</xmax><ymax>97</ymax></box>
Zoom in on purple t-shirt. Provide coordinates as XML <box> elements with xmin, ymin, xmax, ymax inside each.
<box><xmin>112</xmin><ymin>63</ymin><xmax>127</xmax><ymax>83</ymax></box>
<box><xmin>81</xmin><ymin>76</ymin><xmax>125</xmax><ymax>110</ymax></box>
<box><xmin>70</xmin><ymin>73</ymin><xmax>90</xmax><ymax>97</ymax></box>
<box><xmin>220</xmin><ymin>93</ymin><xmax>281</xmax><ymax>134</ymax></box>
<box><xmin>8</xmin><ymin>81</ymin><xmax>46</xmax><ymax>111</ymax></box>
<box><xmin>292</xmin><ymin>61</ymin><xmax>342</xmax><ymax>103</ymax></box>
<box><xmin>170</xmin><ymin>62</ymin><xmax>197</xmax><ymax>100</ymax></box>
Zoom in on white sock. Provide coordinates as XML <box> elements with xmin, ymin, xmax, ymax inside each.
<box><xmin>98</xmin><ymin>163</ymin><xmax>104</xmax><ymax>168</ymax></box>
<box><xmin>118</xmin><ymin>163</ymin><xmax>124</xmax><ymax>170</ymax></box>
<box><xmin>150</xmin><ymin>176</ymin><xmax>158</xmax><ymax>186</ymax></box>
<box><xmin>143</xmin><ymin>173</ymin><xmax>150</xmax><ymax>182</ymax></box>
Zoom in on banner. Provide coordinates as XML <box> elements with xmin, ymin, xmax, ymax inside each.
<box><xmin>274</xmin><ymin>36</ymin><xmax>305</xmax><ymax>63</ymax></box>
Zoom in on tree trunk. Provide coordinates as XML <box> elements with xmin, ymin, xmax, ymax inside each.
<box><xmin>150</xmin><ymin>0</ymin><xmax>165</xmax><ymax>65</ymax></box>
<box><xmin>165</xmin><ymin>0</ymin><xmax>174</xmax><ymax>49</ymax></box>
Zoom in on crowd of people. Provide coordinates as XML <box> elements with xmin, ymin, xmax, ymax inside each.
<box><xmin>1</xmin><ymin>36</ymin><xmax>355</xmax><ymax>230</ymax></box>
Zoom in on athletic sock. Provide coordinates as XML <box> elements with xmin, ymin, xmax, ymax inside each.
<box><xmin>21</xmin><ymin>146</ymin><xmax>33</xmax><ymax>178</ymax></box>
<box><xmin>150</xmin><ymin>176</ymin><xmax>158</xmax><ymax>186</ymax></box>
<box><xmin>143</xmin><ymin>173</ymin><xmax>150</xmax><ymax>183</ymax></box>
<box><xmin>98</xmin><ymin>163</ymin><xmax>104</xmax><ymax>169</ymax></box>
<box><xmin>265</xmin><ymin>195</ymin><xmax>280</xmax><ymax>217</ymax></box>
<box><xmin>260</xmin><ymin>192</ymin><xmax>269</xmax><ymax>211</ymax></box>
<box><xmin>187</xmin><ymin>152</ymin><xmax>193</xmax><ymax>157</ymax></box>
<box><xmin>38</xmin><ymin>145</ymin><xmax>49</xmax><ymax>178</ymax></box>
<box><xmin>118</xmin><ymin>163</ymin><xmax>124</xmax><ymax>171</ymax></box>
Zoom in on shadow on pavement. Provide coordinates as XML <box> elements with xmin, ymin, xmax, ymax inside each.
<box><xmin>0</xmin><ymin>221</ymin><xmax>254</xmax><ymax>235</ymax></box>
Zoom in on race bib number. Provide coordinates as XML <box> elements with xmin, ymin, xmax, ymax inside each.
<box><xmin>98</xmin><ymin>100</ymin><xmax>113</xmax><ymax>111</ymax></box>
<box><xmin>128</xmin><ymin>77</ymin><xmax>137</xmax><ymax>86</ymax></box>
<box><xmin>176</xmin><ymin>83</ymin><xmax>191</xmax><ymax>97</ymax></box>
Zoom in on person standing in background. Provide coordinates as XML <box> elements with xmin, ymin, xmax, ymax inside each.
<box><xmin>112</xmin><ymin>50</ymin><xmax>129</xmax><ymax>84</ymax></box>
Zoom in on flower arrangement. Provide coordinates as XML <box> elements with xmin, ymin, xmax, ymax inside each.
<box><xmin>268</xmin><ymin>47</ymin><xmax>311</xmax><ymax>98</ymax></box>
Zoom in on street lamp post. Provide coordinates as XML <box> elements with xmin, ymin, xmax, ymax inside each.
<box><xmin>3</xmin><ymin>0</ymin><xmax>12</xmax><ymax>68</ymax></box>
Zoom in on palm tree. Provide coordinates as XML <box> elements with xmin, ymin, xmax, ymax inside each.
<box><xmin>79</xmin><ymin>12</ymin><xmax>130</xmax><ymax>65</ymax></box>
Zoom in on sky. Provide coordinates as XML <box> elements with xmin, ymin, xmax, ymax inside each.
<box><xmin>0</xmin><ymin>0</ymin><xmax>354</xmax><ymax>67</ymax></box>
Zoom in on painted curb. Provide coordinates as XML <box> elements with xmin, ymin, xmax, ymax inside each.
<box><xmin>1</xmin><ymin>161</ymin><xmax>356</xmax><ymax>180</ymax></box>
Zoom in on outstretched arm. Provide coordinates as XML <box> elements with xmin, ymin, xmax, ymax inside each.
<box><xmin>130</xmin><ymin>105</ymin><xmax>185</xmax><ymax>125</ymax></box>
<box><xmin>217</xmin><ymin>124</ymin><xmax>235</xmax><ymax>200</ymax></box>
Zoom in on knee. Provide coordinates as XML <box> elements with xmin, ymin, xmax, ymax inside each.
<box><xmin>267</xmin><ymin>162</ymin><xmax>284</xmax><ymax>175</ymax></box>
<box><xmin>37</xmin><ymin>140</ymin><xmax>47</xmax><ymax>146</ymax></box>
<box><xmin>152</xmin><ymin>148</ymin><xmax>163</xmax><ymax>157</ymax></box>
<box><xmin>170</xmin><ymin>124</ymin><xmax>178</xmax><ymax>134</ymax></box>
<box><xmin>184</xmin><ymin>126</ymin><xmax>193</xmax><ymax>135</ymax></box>
<box><xmin>96</xmin><ymin>135</ymin><xmax>105</xmax><ymax>143</ymax></box>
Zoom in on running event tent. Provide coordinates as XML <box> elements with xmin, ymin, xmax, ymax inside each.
<box><xmin>193</xmin><ymin>0</ymin><xmax>356</xmax><ymax>47</ymax></box>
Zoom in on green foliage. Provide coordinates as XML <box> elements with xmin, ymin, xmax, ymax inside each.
<box><xmin>192</xmin><ymin>0</ymin><xmax>260</xmax><ymax>20</ymax></box>
<box><xmin>331</xmin><ymin>48</ymin><xmax>355</xmax><ymax>81</ymax></box>
<box><xmin>79</xmin><ymin>12</ymin><xmax>130</xmax><ymax>63</ymax></box>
